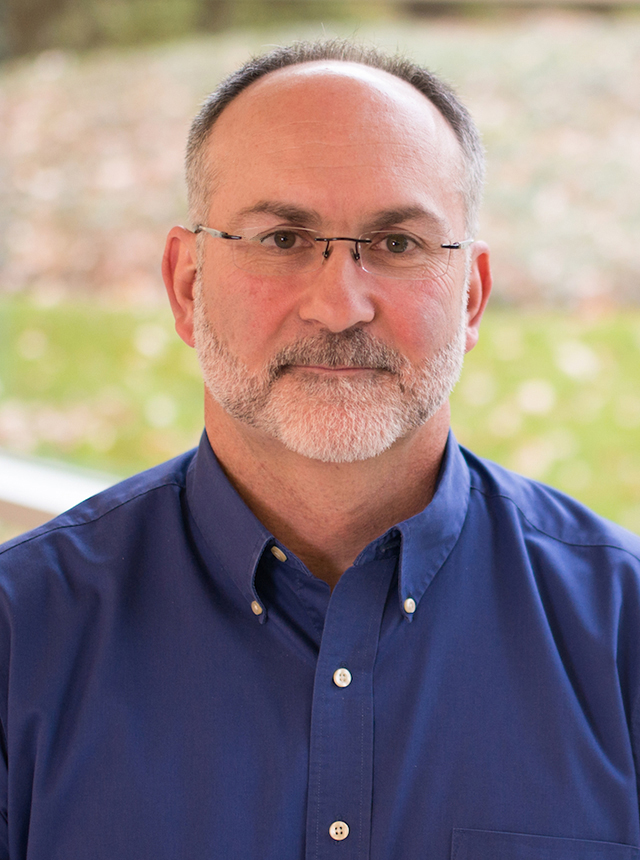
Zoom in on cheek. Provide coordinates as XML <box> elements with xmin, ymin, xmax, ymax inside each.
<box><xmin>383</xmin><ymin>279</ymin><xmax>463</xmax><ymax>357</ymax></box>
<box><xmin>203</xmin><ymin>269</ymin><xmax>297</xmax><ymax>356</ymax></box>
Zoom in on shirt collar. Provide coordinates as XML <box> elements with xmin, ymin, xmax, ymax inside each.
<box><xmin>186</xmin><ymin>432</ymin><xmax>275</xmax><ymax>622</ymax></box>
<box><xmin>186</xmin><ymin>429</ymin><xmax>470</xmax><ymax>622</ymax></box>
<box><xmin>390</xmin><ymin>431</ymin><xmax>470</xmax><ymax>620</ymax></box>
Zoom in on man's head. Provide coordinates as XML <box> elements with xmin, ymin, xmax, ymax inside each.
<box><xmin>163</xmin><ymin>40</ymin><xmax>492</xmax><ymax>464</ymax></box>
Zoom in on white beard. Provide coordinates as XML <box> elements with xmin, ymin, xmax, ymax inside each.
<box><xmin>193</xmin><ymin>279</ymin><xmax>467</xmax><ymax>463</ymax></box>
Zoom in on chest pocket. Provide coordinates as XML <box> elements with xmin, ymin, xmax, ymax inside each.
<box><xmin>452</xmin><ymin>829</ymin><xmax>640</xmax><ymax>860</ymax></box>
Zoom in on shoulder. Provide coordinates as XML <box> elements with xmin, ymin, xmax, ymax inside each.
<box><xmin>458</xmin><ymin>447</ymin><xmax>640</xmax><ymax>709</ymax></box>
<box><xmin>460</xmin><ymin>445</ymin><xmax>640</xmax><ymax>563</ymax></box>
<box><xmin>0</xmin><ymin>448</ymin><xmax>197</xmax><ymax>575</ymax></box>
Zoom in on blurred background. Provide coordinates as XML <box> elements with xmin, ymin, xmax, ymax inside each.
<box><xmin>1</xmin><ymin>0</ymin><xmax>640</xmax><ymax>539</ymax></box>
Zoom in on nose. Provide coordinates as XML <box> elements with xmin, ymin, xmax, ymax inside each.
<box><xmin>297</xmin><ymin>242</ymin><xmax>376</xmax><ymax>332</ymax></box>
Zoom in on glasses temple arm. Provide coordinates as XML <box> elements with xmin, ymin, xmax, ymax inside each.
<box><xmin>441</xmin><ymin>239</ymin><xmax>474</xmax><ymax>250</ymax></box>
<box><xmin>193</xmin><ymin>226</ymin><xmax>242</xmax><ymax>240</ymax></box>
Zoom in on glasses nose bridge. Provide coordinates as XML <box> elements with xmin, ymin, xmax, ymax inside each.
<box><xmin>316</xmin><ymin>236</ymin><xmax>365</xmax><ymax>266</ymax></box>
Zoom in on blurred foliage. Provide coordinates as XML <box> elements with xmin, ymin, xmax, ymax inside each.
<box><xmin>1</xmin><ymin>0</ymin><xmax>375</xmax><ymax>57</ymax></box>
<box><xmin>3</xmin><ymin>16</ymin><xmax>640</xmax><ymax>306</ymax></box>
<box><xmin>1</xmin><ymin>296</ymin><xmax>639</xmax><ymax>536</ymax></box>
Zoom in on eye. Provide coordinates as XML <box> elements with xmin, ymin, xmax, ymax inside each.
<box><xmin>387</xmin><ymin>234</ymin><xmax>410</xmax><ymax>253</ymax></box>
<box><xmin>371</xmin><ymin>233</ymin><xmax>419</xmax><ymax>255</ymax></box>
<box><xmin>271</xmin><ymin>230</ymin><xmax>296</xmax><ymax>249</ymax></box>
<box><xmin>258</xmin><ymin>229</ymin><xmax>312</xmax><ymax>250</ymax></box>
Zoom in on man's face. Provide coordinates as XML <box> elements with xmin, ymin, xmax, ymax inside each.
<box><xmin>190</xmin><ymin>62</ymin><xmax>479</xmax><ymax>462</ymax></box>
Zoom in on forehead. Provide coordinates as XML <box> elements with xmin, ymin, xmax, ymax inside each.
<box><xmin>205</xmin><ymin>61</ymin><xmax>465</xmax><ymax>228</ymax></box>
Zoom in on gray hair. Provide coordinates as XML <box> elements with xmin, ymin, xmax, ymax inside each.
<box><xmin>186</xmin><ymin>39</ymin><xmax>485</xmax><ymax>236</ymax></box>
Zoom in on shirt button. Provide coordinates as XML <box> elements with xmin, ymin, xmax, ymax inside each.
<box><xmin>251</xmin><ymin>600</ymin><xmax>263</xmax><ymax>616</ymax></box>
<box><xmin>329</xmin><ymin>821</ymin><xmax>349</xmax><ymax>841</ymax></box>
<box><xmin>404</xmin><ymin>597</ymin><xmax>416</xmax><ymax>614</ymax></box>
<box><xmin>271</xmin><ymin>546</ymin><xmax>287</xmax><ymax>562</ymax></box>
<box><xmin>333</xmin><ymin>667</ymin><xmax>352</xmax><ymax>688</ymax></box>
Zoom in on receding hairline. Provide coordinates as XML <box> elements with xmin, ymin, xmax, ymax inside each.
<box><xmin>229</xmin><ymin>56</ymin><xmax>437</xmax><ymax>100</ymax></box>
<box><xmin>208</xmin><ymin>59</ymin><xmax>465</xmax><ymax>178</ymax></box>
<box><xmin>212</xmin><ymin>58</ymin><xmax>461</xmax><ymax>141</ymax></box>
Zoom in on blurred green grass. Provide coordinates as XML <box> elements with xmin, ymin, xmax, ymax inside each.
<box><xmin>1</xmin><ymin>296</ymin><xmax>639</xmax><ymax>535</ymax></box>
<box><xmin>0</xmin><ymin>297</ymin><xmax>204</xmax><ymax>477</ymax></box>
<box><xmin>453</xmin><ymin>309</ymin><xmax>640</xmax><ymax>535</ymax></box>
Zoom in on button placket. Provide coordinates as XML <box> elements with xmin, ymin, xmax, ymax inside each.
<box><xmin>305</xmin><ymin>556</ymin><xmax>396</xmax><ymax>858</ymax></box>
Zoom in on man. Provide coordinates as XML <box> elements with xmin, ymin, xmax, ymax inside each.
<box><xmin>1</xmin><ymin>39</ymin><xmax>640</xmax><ymax>860</ymax></box>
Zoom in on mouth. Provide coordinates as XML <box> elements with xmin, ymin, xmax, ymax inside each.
<box><xmin>282</xmin><ymin>364</ymin><xmax>389</xmax><ymax>376</ymax></box>
<box><xmin>270</xmin><ymin>329</ymin><xmax>404</xmax><ymax>381</ymax></box>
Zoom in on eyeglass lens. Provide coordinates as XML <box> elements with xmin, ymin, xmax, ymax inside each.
<box><xmin>228</xmin><ymin>228</ymin><xmax>452</xmax><ymax>281</ymax></box>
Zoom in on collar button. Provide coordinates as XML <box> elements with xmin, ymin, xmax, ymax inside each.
<box><xmin>271</xmin><ymin>546</ymin><xmax>287</xmax><ymax>562</ymax></box>
<box><xmin>403</xmin><ymin>597</ymin><xmax>416</xmax><ymax>614</ymax></box>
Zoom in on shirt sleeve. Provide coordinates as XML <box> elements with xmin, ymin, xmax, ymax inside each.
<box><xmin>617</xmin><ymin>555</ymin><xmax>640</xmax><ymax>812</ymax></box>
<box><xmin>0</xmin><ymin>738</ymin><xmax>7</xmax><ymax>859</ymax></box>
<box><xmin>0</xmin><ymin>587</ymin><xmax>10</xmax><ymax>859</ymax></box>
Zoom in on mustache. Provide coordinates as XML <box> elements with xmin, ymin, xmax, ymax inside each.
<box><xmin>268</xmin><ymin>329</ymin><xmax>406</xmax><ymax>379</ymax></box>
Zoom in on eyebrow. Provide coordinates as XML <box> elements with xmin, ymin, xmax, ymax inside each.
<box><xmin>233</xmin><ymin>201</ymin><xmax>449</xmax><ymax>233</ymax></box>
<box><xmin>235</xmin><ymin>201</ymin><xmax>323</xmax><ymax>228</ymax></box>
<box><xmin>363</xmin><ymin>207</ymin><xmax>449</xmax><ymax>233</ymax></box>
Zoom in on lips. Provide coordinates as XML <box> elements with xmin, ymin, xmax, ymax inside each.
<box><xmin>289</xmin><ymin>364</ymin><xmax>382</xmax><ymax>372</ymax></box>
<box><xmin>269</xmin><ymin>329</ymin><xmax>405</xmax><ymax>379</ymax></box>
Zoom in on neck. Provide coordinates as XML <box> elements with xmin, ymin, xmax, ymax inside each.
<box><xmin>203</xmin><ymin>396</ymin><xmax>450</xmax><ymax>589</ymax></box>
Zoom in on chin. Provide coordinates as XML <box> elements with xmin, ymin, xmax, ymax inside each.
<box><xmin>254</xmin><ymin>373</ymin><xmax>444</xmax><ymax>464</ymax></box>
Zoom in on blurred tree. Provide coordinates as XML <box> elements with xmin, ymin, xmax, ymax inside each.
<box><xmin>4</xmin><ymin>0</ymin><xmax>69</xmax><ymax>56</ymax></box>
<box><xmin>1</xmin><ymin>0</ymin><xmax>370</xmax><ymax>59</ymax></box>
<box><xmin>48</xmin><ymin>0</ymin><xmax>202</xmax><ymax>50</ymax></box>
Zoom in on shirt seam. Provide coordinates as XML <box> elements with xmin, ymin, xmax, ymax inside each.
<box><xmin>0</xmin><ymin>479</ymin><xmax>186</xmax><ymax>557</ymax></box>
<box><xmin>469</xmin><ymin>484</ymin><xmax>640</xmax><ymax>562</ymax></box>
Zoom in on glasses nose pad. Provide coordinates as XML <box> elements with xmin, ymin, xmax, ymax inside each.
<box><xmin>321</xmin><ymin>240</ymin><xmax>332</xmax><ymax>260</ymax></box>
<box><xmin>351</xmin><ymin>242</ymin><xmax>361</xmax><ymax>263</ymax></box>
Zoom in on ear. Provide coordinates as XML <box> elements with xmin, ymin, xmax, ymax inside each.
<box><xmin>464</xmin><ymin>241</ymin><xmax>492</xmax><ymax>354</ymax></box>
<box><xmin>162</xmin><ymin>226</ymin><xmax>199</xmax><ymax>348</ymax></box>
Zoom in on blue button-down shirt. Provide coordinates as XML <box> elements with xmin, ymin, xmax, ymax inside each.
<box><xmin>1</xmin><ymin>431</ymin><xmax>640</xmax><ymax>859</ymax></box>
